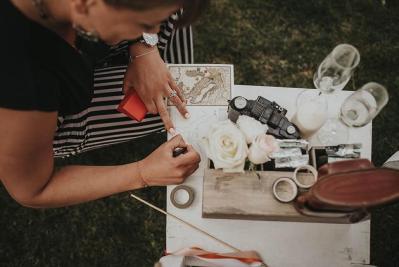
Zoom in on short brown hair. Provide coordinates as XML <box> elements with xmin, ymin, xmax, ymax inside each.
<box><xmin>103</xmin><ymin>0</ymin><xmax>209</xmax><ymax>27</ymax></box>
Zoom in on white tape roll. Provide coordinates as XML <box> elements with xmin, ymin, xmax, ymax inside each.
<box><xmin>293</xmin><ymin>165</ymin><xmax>318</xmax><ymax>189</ymax></box>
<box><xmin>272</xmin><ymin>177</ymin><xmax>298</xmax><ymax>203</ymax></box>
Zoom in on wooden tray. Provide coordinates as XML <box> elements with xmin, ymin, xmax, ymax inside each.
<box><xmin>202</xmin><ymin>169</ymin><xmax>358</xmax><ymax>223</ymax></box>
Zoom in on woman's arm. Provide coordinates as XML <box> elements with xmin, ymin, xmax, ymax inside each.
<box><xmin>0</xmin><ymin>108</ymin><xmax>199</xmax><ymax>208</ymax></box>
<box><xmin>0</xmin><ymin>108</ymin><xmax>144</xmax><ymax>208</ymax></box>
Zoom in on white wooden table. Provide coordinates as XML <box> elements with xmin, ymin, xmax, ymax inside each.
<box><xmin>166</xmin><ymin>85</ymin><xmax>372</xmax><ymax>267</ymax></box>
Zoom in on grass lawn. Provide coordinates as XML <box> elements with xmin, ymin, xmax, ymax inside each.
<box><xmin>1</xmin><ymin>0</ymin><xmax>398</xmax><ymax>266</ymax></box>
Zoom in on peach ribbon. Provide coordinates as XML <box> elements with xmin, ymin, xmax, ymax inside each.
<box><xmin>160</xmin><ymin>247</ymin><xmax>267</xmax><ymax>267</ymax></box>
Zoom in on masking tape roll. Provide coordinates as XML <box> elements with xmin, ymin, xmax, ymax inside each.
<box><xmin>170</xmin><ymin>185</ymin><xmax>195</xmax><ymax>209</ymax></box>
<box><xmin>272</xmin><ymin>177</ymin><xmax>298</xmax><ymax>203</ymax></box>
<box><xmin>293</xmin><ymin>165</ymin><xmax>318</xmax><ymax>189</ymax></box>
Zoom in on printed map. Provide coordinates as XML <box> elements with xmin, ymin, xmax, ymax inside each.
<box><xmin>168</xmin><ymin>64</ymin><xmax>233</xmax><ymax>106</ymax></box>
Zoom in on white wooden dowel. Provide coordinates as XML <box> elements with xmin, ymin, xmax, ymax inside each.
<box><xmin>130</xmin><ymin>193</ymin><xmax>241</xmax><ymax>252</ymax></box>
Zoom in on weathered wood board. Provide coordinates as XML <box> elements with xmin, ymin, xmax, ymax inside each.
<box><xmin>202</xmin><ymin>169</ymin><xmax>356</xmax><ymax>223</ymax></box>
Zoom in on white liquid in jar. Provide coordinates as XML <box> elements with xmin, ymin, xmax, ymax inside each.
<box><xmin>292</xmin><ymin>101</ymin><xmax>327</xmax><ymax>138</ymax></box>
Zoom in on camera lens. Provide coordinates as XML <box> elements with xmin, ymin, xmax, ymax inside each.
<box><xmin>233</xmin><ymin>96</ymin><xmax>247</xmax><ymax>110</ymax></box>
<box><xmin>287</xmin><ymin>125</ymin><xmax>296</xmax><ymax>135</ymax></box>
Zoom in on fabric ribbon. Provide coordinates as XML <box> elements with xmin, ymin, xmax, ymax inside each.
<box><xmin>159</xmin><ymin>247</ymin><xmax>267</xmax><ymax>267</ymax></box>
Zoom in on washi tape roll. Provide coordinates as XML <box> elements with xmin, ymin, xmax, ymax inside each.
<box><xmin>170</xmin><ymin>185</ymin><xmax>195</xmax><ymax>209</ymax></box>
<box><xmin>272</xmin><ymin>177</ymin><xmax>298</xmax><ymax>203</ymax></box>
<box><xmin>293</xmin><ymin>165</ymin><xmax>318</xmax><ymax>189</ymax></box>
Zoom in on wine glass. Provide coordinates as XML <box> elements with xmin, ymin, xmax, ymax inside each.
<box><xmin>293</xmin><ymin>44</ymin><xmax>360</xmax><ymax>141</ymax></box>
<box><xmin>318</xmin><ymin>82</ymin><xmax>389</xmax><ymax>145</ymax></box>
<box><xmin>340</xmin><ymin>82</ymin><xmax>389</xmax><ymax>127</ymax></box>
<box><xmin>314</xmin><ymin>44</ymin><xmax>360</xmax><ymax>94</ymax></box>
<box><xmin>313</xmin><ymin>44</ymin><xmax>361</xmax><ymax>144</ymax></box>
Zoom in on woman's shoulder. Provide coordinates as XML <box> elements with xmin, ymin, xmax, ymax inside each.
<box><xmin>0</xmin><ymin>1</ymin><xmax>30</xmax><ymax>51</ymax></box>
<box><xmin>0</xmin><ymin>3</ymin><xmax>53</xmax><ymax>111</ymax></box>
<box><xmin>0</xmin><ymin>1</ymin><xmax>93</xmax><ymax>116</ymax></box>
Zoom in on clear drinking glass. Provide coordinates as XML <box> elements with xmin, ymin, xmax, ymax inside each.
<box><xmin>314</xmin><ymin>44</ymin><xmax>360</xmax><ymax>144</ymax></box>
<box><xmin>314</xmin><ymin>44</ymin><xmax>360</xmax><ymax>94</ymax></box>
<box><xmin>316</xmin><ymin>118</ymin><xmax>350</xmax><ymax>145</ymax></box>
<box><xmin>340</xmin><ymin>82</ymin><xmax>389</xmax><ymax>127</ymax></box>
<box><xmin>318</xmin><ymin>82</ymin><xmax>389</xmax><ymax>145</ymax></box>
<box><xmin>293</xmin><ymin>44</ymin><xmax>360</xmax><ymax>142</ymax></box>
<box><xmin>291</xmin><ymin>90</ymin><xmax>328</xmax><ymax>139</ymax></box>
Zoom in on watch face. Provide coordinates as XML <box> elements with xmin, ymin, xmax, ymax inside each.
<box><xmin>142</xmin><ymin>32</ymin><xmax>159</xmax><ymax>46</ymax></box>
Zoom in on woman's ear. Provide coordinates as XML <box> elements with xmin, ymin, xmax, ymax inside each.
<box><xmin>70</xmin><ymin>0</ymin><xmax>98</xmax><ymax>15</ymax></box>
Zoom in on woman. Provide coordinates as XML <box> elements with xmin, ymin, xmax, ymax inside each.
<box><xmin>0</xmin><ymin>0</ymin><xmax>206</xmax><ymax>208</ymax></box>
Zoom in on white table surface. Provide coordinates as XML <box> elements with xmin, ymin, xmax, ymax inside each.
<box><xmin>166</xmin><ymin>85</ymin><xmax>372</xmax><ymax>267</ymax></box>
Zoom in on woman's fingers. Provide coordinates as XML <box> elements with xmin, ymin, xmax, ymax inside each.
<box><xmin>186</xmin><ymin>144</ymin><xmax>201</xmax><ymax>160</ymax></box>
<box><xmin>122</xmin><ymin>82</ymin><xmax>158</xmax><ymax>115</ymax></box>
<box><xmin>145</xmin><ymin>99</ymin><xmax>158</xmax><ymax>115</ymax></box>
<box><xmin>168</xmin><ymin>73</ymin><xmax>186</xmax><ymax>103</ymax></box>
<box><xmin>166</xmin><ymin>134</ymin><xmax>188</xmax><ymax>150</ymax></box>
<box><xmin>155</xmin><ymin>97</ymin><xmax>174</xmax><ymax>131</ymax></box>
<box><xmin>166</xmin><ymin>84</ymin><xmax>190</xmax><ymax>119</ymax></box>
<box><xmin>122</xmin><ymin>76</ymin><xmax>132</xmax><ymax>95</ymax></box>
<box><xmin>166</xmin><ymin>138</ymin><xmax>200</xmax><ymax>167</ymax></box>
<box><xmin>175</xmin><ymin>145</ymin><xmax>201</xmax><ymax>165</ymax></box>
<box><xmin>188</xmin><ymin>162</ymin><xmax>200</xmax><ymax>176</ymax></box>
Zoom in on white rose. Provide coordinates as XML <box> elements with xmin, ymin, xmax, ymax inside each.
<box><xmin>236</xmin><ymin>115</ymin><xmax>269</xmax><ymax>144</ymax></box>
<box><xmin>248</xmin><ymin>134</ymin><xmax>280</xmax><ymax>164</ymax></box>
<box><xmin>202</xmin><ymin>120</ymin><xmax>248</xmax><ymax>173</ymax></box>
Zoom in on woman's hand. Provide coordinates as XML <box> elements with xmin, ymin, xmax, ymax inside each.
<box><xmin>123</xmin><ymin>44</ymin><xmax>190</xmax><ymax>133</ymax></box>
<box><xmin>137</xmin><ymin>134</ymin><xmax>201</xmax><ymax>186</ymax></box>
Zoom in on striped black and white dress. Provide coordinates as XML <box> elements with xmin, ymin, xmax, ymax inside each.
<box><xmin>53</xmin><ymin>13</ymin><xmax>193</xmax><ymax>158</ymax></box>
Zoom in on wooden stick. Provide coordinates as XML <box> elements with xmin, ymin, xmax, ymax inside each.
<box><xmin>130</xmin><ymin>193</ymin><xmax>241</xmax><ymax>252</ymax></box>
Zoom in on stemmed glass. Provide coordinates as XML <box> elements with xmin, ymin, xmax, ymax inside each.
<box><xmin>318</xmin><ymin>82</ymin><xmax>389</xmax><ymax>144</ymax></box>
<box><xmin>314</xmin><ymin>44</ymin><xmax>360</xmax><ymax>95</ymax></box>
<box><xmin>340</xmin><ymin>82</ymin><xmax>389</xmax><ymax>127</ymax></box>
<box><xmin>313</xmin><ymin>44</ymin><xmax>360</xmax><ymax>144</ymax></box>
<box><xmin>292</xmin><ymin>44</ymin><xmax>360</xmax><ymax>141</ymax></box>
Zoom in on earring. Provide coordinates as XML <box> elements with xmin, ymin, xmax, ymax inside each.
<box><xmin>73</xmin><ymin>23</ymin><xmax>100</xmax><ymax>43</ymax></box>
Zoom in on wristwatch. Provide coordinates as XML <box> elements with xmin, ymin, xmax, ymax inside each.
<box><xmin>139</xmin><ymin>32</ymin><xmax>159</xmax><ymax>47</ymax></box>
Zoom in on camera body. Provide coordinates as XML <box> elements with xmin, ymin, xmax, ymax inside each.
<box><xmin>228</xmin><ymin>96</ymin><xmax>301</xmax><ymax>139</ymax></box>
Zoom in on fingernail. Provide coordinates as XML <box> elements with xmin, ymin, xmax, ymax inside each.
<box><xmin>184</xmin><ymin>113</ymin><xmax>191</xmax><ymax>119</ymax></box>
<box><xmin>169</xmin><ymin>128</ymin><xmax>177</xmax><ymax>135</ymax></box>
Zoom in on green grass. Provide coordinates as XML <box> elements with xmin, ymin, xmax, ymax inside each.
<box><xmin>1</xmin><ymin>1</ymin><xmax>399</xmax><ymax>266</ymax></box>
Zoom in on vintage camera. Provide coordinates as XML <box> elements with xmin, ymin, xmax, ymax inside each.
<box><xmin>228</xmin><ymin>96</ymin><xmax>301</xmax><ymax>139</ymax></box>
